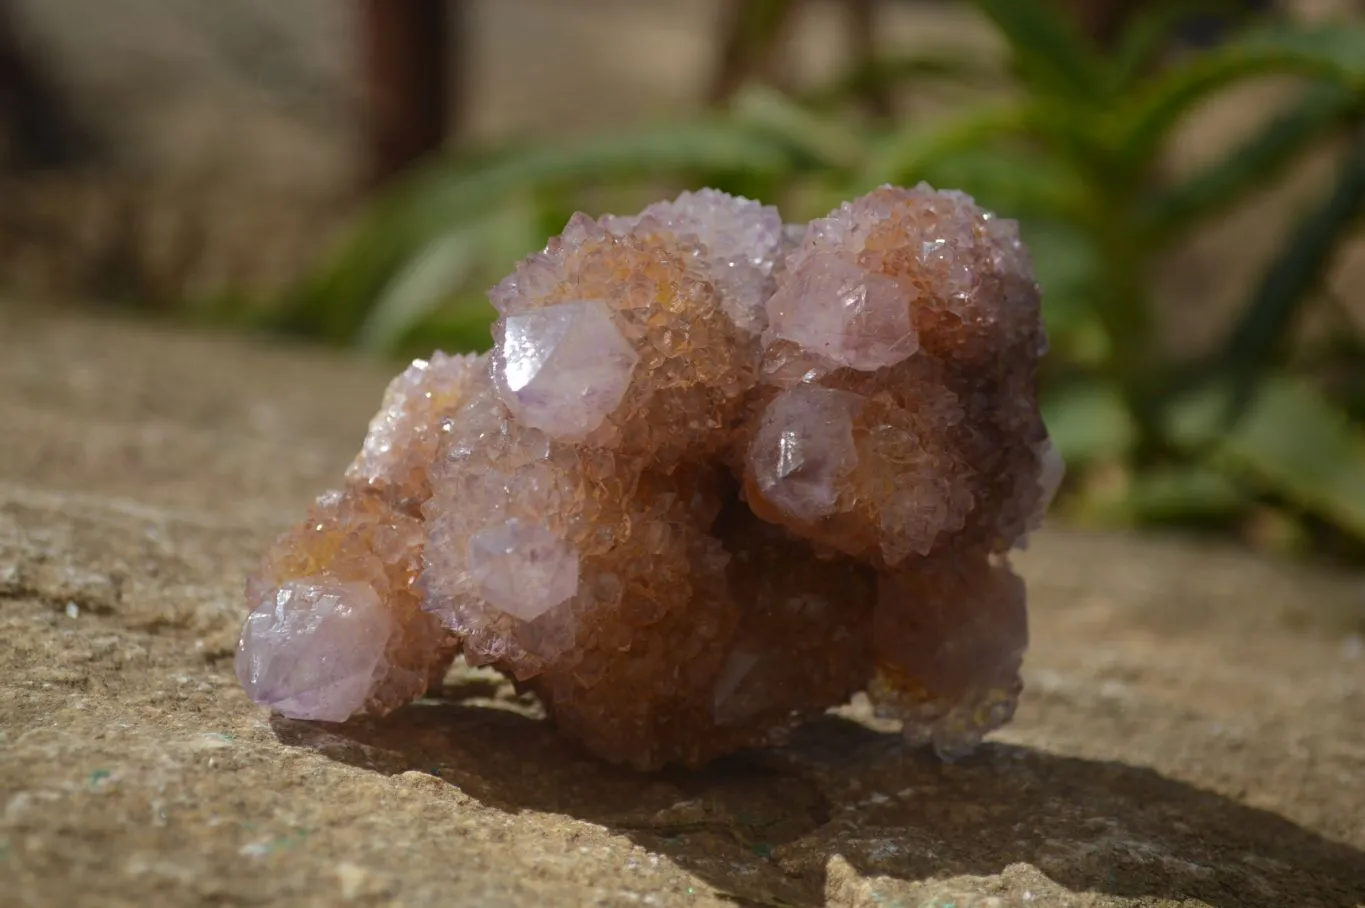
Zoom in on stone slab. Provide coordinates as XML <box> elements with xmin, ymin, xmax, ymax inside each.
<box><xmin>2</xmin><ymin>304</ymin><xmax>1363</xmax><ymax>907</ymax></box>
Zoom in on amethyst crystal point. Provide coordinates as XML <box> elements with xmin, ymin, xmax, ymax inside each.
<box><xmin>236</xmin><ymin>184</ymin><xmax>1060</xmax><ymax>770</ymax></box>
<box><xmin>466</xmin><ymin>518</ymin><xmax>580</xmax><ymax>621</ymax></box>
<box><xmin>235</xmin><ymin>579</ymin><xmax>391</xmax><ymax>722</ymax></box>
<box><xmin>493</xmin><ymin>298</ymin><xmax>639</xmax><ymax>439</ymax></box>
<box><xmin>765</xmin><ymin>257</ymin><xmax>919</xmax><ymax>371</ymax></box>
<box><xmin>746</xmin><ymin>385</ymin><xmax>862</xmax><ymax>523</ymax></box>
<box><xmin>236</xmin><ymin>490</ymin><xmax>457</xmax><ymax>722</ymax></box>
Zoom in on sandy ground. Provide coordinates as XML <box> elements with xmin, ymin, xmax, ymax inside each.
<box><xmin>1</xmin><ymin>302</ymin><xmax>1363</xmax><ymax>907</ymax></box>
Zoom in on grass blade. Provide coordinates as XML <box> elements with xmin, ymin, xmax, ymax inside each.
<box><xmin>274</xmin><ymin>119</ymin><xmax>808</xmax><ymax>343</ymax></box>
<box><xmin>730</xmin><ymin>85</ymin><xmax>867</xmax><ymax>171</ymax></box>
<box><xmin>1139</xmin><ymin>84</ymin><xmax>1359</xmax><ymax>241</ymax></box>
<box><xmin>860</xmin><ymin>102</ymin><xmax>1033</xmax><ymax>189</ymax></box>
<box><xmin>1168</xmin><ymin>376</ymin><xmax>1365</xmax><ymax>541</ymax></box>
<box><xmin>1220</xmin><ymin>121</ymin><xmax>1365</xmax><ymax>414</ymax></box>
<box><xmin>1108</xmin><ymin>0</ymin><xmax>1245</xmax><ymax>92</ymax></box>
<box><xmin>913</xmin><ymin>145</ymin><xmax>1090</xmax><ymax>221</ymax></box>
<box><xmin>801</xmin><ymin>47</ymin><xmax>1003</xmax><ymax>109</ymax></box>
<box><xmin>355</xmin><ymin>227</ymin><xmax>482</xmax><ymax>353</ymax></box>
<box><xmin>969</xmin><ymin>0</ymin><xmax>1103</xmax><ymax>101</ymax></box>
<box><xmin>1114</xmin><ymin>23</ymin><xmax>1365</xmax><ymax>171</ymax></box>
<box><xmin>355</xmin><ymin>193</ymin><xmax>544</xmax><ymax>354</ymax></box>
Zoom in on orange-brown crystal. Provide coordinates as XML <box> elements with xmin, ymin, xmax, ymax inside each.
<box><xmin>236</xmin><ymin>183</ymin><xmax>1061</xmax><ymax>768</ymax></box>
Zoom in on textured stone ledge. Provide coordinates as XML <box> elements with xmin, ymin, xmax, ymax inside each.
<box><xmin>2</xmin><ymin>304</ymin><xmax>1362</xmax><ymax>907</ymax></box>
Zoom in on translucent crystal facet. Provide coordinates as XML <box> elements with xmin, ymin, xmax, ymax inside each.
<box><xmin>236</xmin><ymin>184</ymin><xmax>1060</xmax><ymax>770</ymax></box>
<box><xmin>466</xmin><ymin>518</ymin><xmax>580</xmax><ymax>621</ymax></box>
<box><xmin>1032</xmin><ymin>437</ymin><xmax>1066</xmax><ymax>525</ymax></box>
<box><xmin>766</xmin><ymin>256</ymin><xmax>918</xmax><ymax>371</ymax></box>
<box><xmin>747</xmin><ymin>385</ymin><xmax>862</xmax><ymax>522</ymax></box>
<box><xmin>235</xmin><ymin>579</ymin><xmax>392</xmax><ymax>722</ymax></box>
<box><xmin>494</xmin><ymin>299</ymin><xmax>639</xmax><ymax>439</ymax></box>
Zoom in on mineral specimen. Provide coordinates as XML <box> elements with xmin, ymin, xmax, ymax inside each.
<box><xmin>235</xmin><ymin>183</ymin><xmax>1062</xmax><ymax>770</ymax></box>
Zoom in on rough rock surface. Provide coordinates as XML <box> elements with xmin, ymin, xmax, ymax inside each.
<box><xmin>2</xmin><ymin>304</ymin><xmax>1363</xmax><ymax>907</ymax></box>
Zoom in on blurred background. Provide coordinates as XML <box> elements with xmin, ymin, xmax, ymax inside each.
<box><xmin>3</xmin><ymin>0</ymin><xmax>1365</xmax><ymax>564</ymax></box>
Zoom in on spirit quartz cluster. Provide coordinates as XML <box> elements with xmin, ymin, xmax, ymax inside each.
<box><xmin>235</xmin><ymin>184</ymin><xmax>1063</xmax><ymax>770</ymax></box>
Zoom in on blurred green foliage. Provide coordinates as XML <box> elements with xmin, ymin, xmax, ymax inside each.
<box><xmin>267</xmin><ymin>0</ymin><xmax>1365</xmax><ymax>559</ymax></box>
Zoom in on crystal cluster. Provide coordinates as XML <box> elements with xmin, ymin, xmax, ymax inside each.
<box><xmin>235</xmin><ymin>184</ymin><xmax>1062</xmax><ymax>770</ymax></box>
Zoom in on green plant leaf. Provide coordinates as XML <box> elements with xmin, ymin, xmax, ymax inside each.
<box><xmin>1023</xmin><ymin>219</ymin><xmax>1110</xmax><ymax>366</ymax></box>
<box><xmin>1167</xmin><ymin>376</ymin><xmax>1365</xmax><ymax>541</ymax></box>
<box><xmin>1221</xmin><ymin>122</ymin><xmax>1365</xmax><ymax>412</ymax></box>
<box><xmin>1115</xmin><ymin>465</ymin><xmax>1248</xmax><ymax>522</ymax></box>
<box><xmin>276</xmin><ymin>119</ymin><xmax>809</xmax><ymax>343</ymax></box>
<box><xmin>801</xmin><ymin>47</ymin><xmax>1004</xmax><ymax>110</ymax></box>
<box><xmin>1139</xmin><ymin>83</ymin><xmax>1359</xmax><ymax>241</ymax></box>
<box><xmin>859</xmin><ymin>102</ymin><xmax>1033</xmax><ymax>189</ymax></box>
<box><xmin>355</xmin><ymin>227</ymin><xmax>481</xmax><ymax>353</ymax></box>
<box><xmin>403</xmin><ymin>292</ymin><xmax>498</xmax><ymax>358</ymax></box>
<box><xmin>1114</xmin><ymin>23</ymin><xmax>1365</xmax><ymax>173</ymax></box>
<box><xmin>356</xmin><ymin>193</ymin><xmax>544</xmax><ymax>354</ymax></box>
<box><xmin>1041</xmin><ymin>382</ymin><xmax>1136</xmax><ymax>463</ymax></box>
<box><xmin>969</xmin><ymin>0</ymin><xmax>1103</xmax><ymax>102</ymax></box>
<box><xmin>917</xmin><ymin>146</ymin><xmax>1089</xmax><ymax>221</ymax></box>
<box><xmin>1108</xmin><ymin>0</ymin><xmax>1244</xmax><ymax>93</ymax></box>
<box><xmin>730</xmin><ymin>85</ymin><xmax>866</xmax><ymax>171</ymax></box>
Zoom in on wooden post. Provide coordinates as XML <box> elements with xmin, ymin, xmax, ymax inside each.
<box><xmin>846</xmin><ymin>0</ymin><xmax>891</xmax><ymax>118</ymax></box>
<box><xmin>1059</xmin><ymin>0</ymin><xmax>1139</xmax><ymax>49</ymax></box>
<box><xmin>359</xmin><ymin>0</ymin><xmax>454</xmax><ymax>192</ymax></box>
<box><xmin>0</xmin><ymin>0</ymin><xmax>94</xmax><ymax>169</ymax></box>
<box><xmin>706</xmin><ymin>0</ymin><xmax>801</xmax><ymax>105</ymax></box>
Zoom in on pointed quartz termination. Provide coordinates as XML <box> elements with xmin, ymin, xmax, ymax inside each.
<box><xmin>235</xmin><ymin>352</ymin><xmax>482</xmax><ymax>723</ymax></box>
<box><xmin>466</xmin><ymin>518</ymin><xmax>580</xmax><ymax>622</ymax></box>
<box><xmin>493</xmin><ymin>298</ymin><xmax>639</xmax><ymax>440</ymax></box>
<box><xmin>236</xmin><ymin>579</ymin><xmax>393</xmax><ymax>722</ymax></box>
<box><xmin>236</xmin><ymin>183</ymin><xmax>1062</xmax><ymax>770</ymax></box>
<box><xmin>765</xmin><ymin>182</ymin><xmax>1044</xmax><ymax>370</ymax></box>
<box><xmin>235</xmin><ymin>492</ymin><xmax>455</xmax><ymax>722</ymax></box>
<box><xmin>766</xmin><ymin>256</ymin><xmax>919</xmax><ymax>371</ymax></box>
<box><xmin>487</xmin><ymin>196</ymin><xmax>766</xmax><ymax>464</ymax></box>
<box><xmin>742</xmin><ymin>360</ymin><xmax>980</xmax><ymax>567</ymax></box>
<box><xmin>745</xmin><ymin>384</ymin><xmax>862</xmax><ymax>523</ymax></box>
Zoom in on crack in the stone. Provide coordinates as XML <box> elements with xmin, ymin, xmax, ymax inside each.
<box><xmin>0</xmin><ymin>567</ymin><xmax>121</xmax><ymax>615</ymax></box>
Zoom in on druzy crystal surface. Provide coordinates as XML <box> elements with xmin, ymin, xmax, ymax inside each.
<box><xmin>236</xmin><ymin>184</ymin><xmax>1062</xmax><ymax>770</ymax></box>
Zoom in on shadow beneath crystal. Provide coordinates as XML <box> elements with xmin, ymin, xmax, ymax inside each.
<box><xmin>270</xmin><ymin>689</ymin><xmax>1365</xmax><ymax>908</ymax></box>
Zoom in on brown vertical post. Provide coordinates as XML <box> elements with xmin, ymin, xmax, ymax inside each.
<box><xmin>0</xmin><ymin>0</ymin><xmax>94</xmax><ymax>169</ymax></box>
<box><xmin>1058</xmin><ymin>0</ymin><xmax>1139</xmax><ymax>50</ymax></box>
<box><xmin>360</xmin><ymin>0</ymin><xmax>453</xmax><ymax>192</ymax></box>
<box><xmin>846</xmin><ymin>0</ymin><xmax>891</xmax><ymax>119</ymax></box>
<box><xmin>705</xmin><ymin>0</ymin><xmax>801</xmax><ymax>105</ymax></box>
